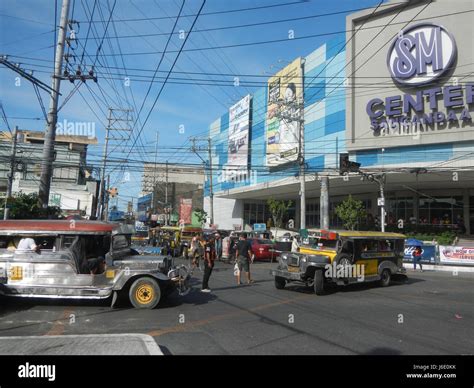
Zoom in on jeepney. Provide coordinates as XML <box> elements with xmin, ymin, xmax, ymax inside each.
<box><xmin>160</xmin><ymin>226</ymin><xmax>180</xmax><ymax>256</ymax></box>
<box><xmin>270</xmin><ymin>229</ymin><xmax>406</xmax><ymax>295</ymax></box>
<box><xmin>0</xmin><ymin>220</ymin><xmax>191</xmax><ymax>309</ymax></box>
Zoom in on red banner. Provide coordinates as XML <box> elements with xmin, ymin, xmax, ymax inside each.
<box><xmin>179</xmin><ymin>198</ymin><xmax>192</xmax><ymax>225</ymax></box>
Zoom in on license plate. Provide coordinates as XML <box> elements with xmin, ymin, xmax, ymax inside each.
<box><xmin>288</xmin><ymin>266</ymin><xmax>299</xmax><ymax>273</ymax></box>
<box><xmin>9</xmin><ymin>266</ymin><xmax>23</xmax><ymax>281</ymax></box>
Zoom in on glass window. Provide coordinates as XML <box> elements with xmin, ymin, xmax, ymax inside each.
<box><xmin>113</xmin><ymin>235</ymin><xmax>129</xmax><ymax>250</ymax></box>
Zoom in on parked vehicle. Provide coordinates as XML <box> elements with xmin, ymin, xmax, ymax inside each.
<box><xmin>249</xmin><ymin>238</ymin><xmax>277</xmax><ymax>262</ymax></box>
<box><xmin>0</xmin><ymin>220</ymin><xmax>191</xmax><ymax>309</ymax></box>
<box><xmin>271</xmin><ymin>229</ymin><xmax>406</xmax><ymax>295</ymax></box>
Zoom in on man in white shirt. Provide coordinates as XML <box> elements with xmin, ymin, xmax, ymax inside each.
<box><xmin>16</xmin><ymin>237</ymin><xmax>38</xmax><ymax>252</ymax></box>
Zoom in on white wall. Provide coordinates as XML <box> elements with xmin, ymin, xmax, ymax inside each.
<box><xmin>204</xmin><ymin>196</ymin><xmax>243</xmax><ymax>230</ymax></box>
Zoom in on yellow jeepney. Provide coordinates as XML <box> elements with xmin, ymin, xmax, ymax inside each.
<box><xmin>160</xmin><ymin>226</ymin><xmax>181</xmax><ymax>256</ymax></box>
<box><xmin>271</xmin><ymin>229</ymin><xmax>406</xmax><ymax>295</ymax></box>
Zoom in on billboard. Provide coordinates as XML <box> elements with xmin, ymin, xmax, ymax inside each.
<box><xmin>227</xmin><ymin>94</ymin><xmax>251</xmax><ymax>167</ymax></box>
<box><xmin>439</xmin><ymin>246</ymin><xmax>474</xmax><ymax>265</ymax></box>
<box><xmin>345</xmin><ymin>2</ymin><xmax>474</xmax><ymax>151</ymax></box>
<box><xmin>137</xmin><ymin>194</ymin><xmax>152</xmax><ymax>222</ymax></box>
<box><xmin>404</xmin><ymin>244</ymin><xmax>436</xmax><ymax>263</ymax></box>
<box><xmin>179</xmin><ymin>198</ymin><xmax>192</xmax><ymax>225</ymax></box>
<box><xmin>266</xmin><ymin>57</ymin><xmax>303</xmax><ymax>167</ymax></box>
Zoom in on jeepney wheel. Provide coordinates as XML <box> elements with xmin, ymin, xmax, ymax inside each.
<box><xmin>379</xmin><ymin>269</ymin><xmax>391</xmax><ymax>287</ymax></box>
<box><xmin>314</xmin><ymin>269</ymin><xmax>325</xmax><ymax>295</ymax></box>
<box><xmin>129</xmin><ymin>277</ymin><xmax>161</xmax><ymax>309</ymax></box>
<box><xmin>336</xmin><ymin>254</ymin><xmax>353</xmax><ymax>266</ymax></box>
<box><xmin>274</xmin><ymin>276</ymin><xmax>286</xmax><ymax>289</ymax></box>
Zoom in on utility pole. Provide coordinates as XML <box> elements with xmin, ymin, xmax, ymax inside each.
<box><xmin>379</xmin><ymin>177</ymin><xmax>386</xmax><ymax>233</ymax></box>
<box><xmin>273</xmin><ymin>59</ymin><xmax>305</xmax><ymax>229</ymax></box>
<box><xmin>359</xmin><ymin>172</ymin><xmax>386</xmax><ymax>232</ymax></box>
<box><xmin>4</xmin><ymin>126</ymin><xmax>18</xmax><ymax>220</ymax></box>
<box><xmin>320</xmin><ymin>176</ymin><xmax>329</xmax><ymax>229</ymax></box>
<box><xmin>165</xmin><ymin>160</ymin><xmax>168</xmax><ymax>226</ymax></box>
<box><xmin>38</xmin><ymin>0</ymin><xmax>71</xmax><ymax>208</ymax></box>
<box><xmin>98</xmin><ymin>114</ymin><xmax>110</xmax><ymax>220</ymax></box>
<box><xmin>190</xmin><ymin>137</ymin><xmax>214</xmax><ymax>226</ymax></box>
<box><xmin>208</xmin><ymin>137</ymin><xmax>214</xmax><ymax>226</ymax></box>
<box><xmin>104</xmin><ymin>174</ymin><xmax>110</xmax><ymax>221</ymax></box>
<box><xmin>151</xmin><ymin>131</ymin><xmax>159</xmax><ymax>214</ymax></box>
<box><xmin>97</xmin><ymin>107</ymin><xmax>133</xmax><ymax>220</ymax></box>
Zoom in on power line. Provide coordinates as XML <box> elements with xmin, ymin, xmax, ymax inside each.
<box><xmin>76</xmin><ymin>1</ymin><xmax>307</xmax><ymax>23</ymax></box>
<box><xmin>123</xmin><ymin>0</ymin><xmax>207</xmax><ymax>163</ymax></box>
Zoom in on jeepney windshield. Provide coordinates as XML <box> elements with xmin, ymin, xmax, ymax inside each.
<box><xmin>307</xmin><ymin>237</ymin><xmax>338</xmax><ymax>250</ymax></box>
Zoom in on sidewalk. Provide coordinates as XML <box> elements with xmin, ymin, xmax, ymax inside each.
<box><xmin>0</xmin><ymin>334</ymin><xmax>163</xmax><ymax>355</ymax></box>
<box><xmin>403</xmin><ymin>263</ymin><xmax>474</xmax><ymax>273</ymax></box>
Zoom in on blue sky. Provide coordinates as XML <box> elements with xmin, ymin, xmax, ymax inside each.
<box><xmin>0</xmin><ymin>0</ymin><xmax>383</xmax><ymax>209</ymax></box>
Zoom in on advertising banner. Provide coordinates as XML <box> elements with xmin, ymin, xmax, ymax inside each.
<box><xmin>404</xmin><ymin>244</ymin><xmax>437</xmax><ymax>263</ymax></box>
<box><xmin>179</xmin><ymin>198</ymin><xmax>192</xmax><ymax>225</ymax></box>
<box><xmin>266</xmin><ymin>57</ymin><xmax>302</xmax><ymax>167</ymax></box>
<box><xmin>227</xmin><ymin>94</ymin><xmax>251</xmax><ymax>167</ymax></box>
<box><xmin>439</xmin><ymin>246</ymin><xmax>474</xmax><ymax>265</ymax></box>
<box><xmin>137</xmin><ymin>194</ymin><xmax>152</xmax><ymax>222</ymax></box>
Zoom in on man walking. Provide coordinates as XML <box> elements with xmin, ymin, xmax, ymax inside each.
<box><xmin>214</xmin><ymin>233</ymin><xmax>223</xmax><ymax>261</ymax></box>
<box><xmin>201</xmin><ymin>236</ymin><xmax>216</xmax><ymax>292</ymax></box>
<box><xmin>235</xmin><ymin>233</ymin><xmax>254</xmax><ymax>285</ymax></box>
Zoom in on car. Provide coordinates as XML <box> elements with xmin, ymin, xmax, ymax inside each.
<box><xmin>270</xmin><ymin>229</ymin><xmax>407</xmax><ymax>295</ymax></box>
<box><xmin>249</xmin><ymin>238</ymin><xmax>278</xmax><ymax>262</ymax></box>
<box><xmin>0</xmin><ymin>220</ymin><xmax>191</xmax><ymax>309</ymax></box>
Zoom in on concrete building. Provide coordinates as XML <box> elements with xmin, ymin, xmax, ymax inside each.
<box><xmin>0</xmin><ymin>130</ymin><xmax>99</xmax><ymax>217</ymax></box>
<box><xmin>204</xmin><ymin>0</ymin><xmax>474</xmax><ymax>234</ymax></box>
<box><xmin>140</xmin><ymin>163</ymin><xmax>204</xmax><ymax>224</ymax></box>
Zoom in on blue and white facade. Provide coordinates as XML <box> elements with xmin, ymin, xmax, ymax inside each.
<box><xmin>206</xmin><ymin>0</ymin><xmax>474</xmax><ymax>234</ymax></box>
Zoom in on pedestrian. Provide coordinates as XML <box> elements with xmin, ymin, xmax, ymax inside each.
<box><xmin>235</xmin><ymin>233</ymin><xmax>254</xmax><ymax>285</ymax></box>
<box><xmin>190</xmin><ymin>233</ymin><xmax>201</xmax><ymax>269</ymax></box>
<box><xmin>291</xmin><ymin>236</ymin><xmax>299</xmax><ymax>253</ymax></box>
<box><xmin>201</xmin><ymin>236</ymin><xmax>216</xmax><ymax>292</ymax></box>
<box><xmin>412</xmin><ymin>246</ymin><xmax>423</xmax><ymax>272</ymax></box>
<box><xmin>214</xmin><ymin>233</ymin><xmax>223</xmax><ymax>261</ymax></box>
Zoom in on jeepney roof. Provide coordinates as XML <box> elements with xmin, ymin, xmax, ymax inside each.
<box><xmin>307</xmin><ymin>229</ymin><xmax>405</xmax><ymax>239</ymax></box>
<box><xmin>0</xmin><ymin>220</ymin><xmax>134</xmax><ymax>236</ymax></box>
<box><xmin>161</xmin><ymin>226</ymin><xmax>180</xmax><ymax>231</ymax></box>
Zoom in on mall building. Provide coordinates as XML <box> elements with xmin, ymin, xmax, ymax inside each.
<box><xmin>204</xmin><ymin>0</ymin><xmax>474</xmax><ymax>234</ymax></box>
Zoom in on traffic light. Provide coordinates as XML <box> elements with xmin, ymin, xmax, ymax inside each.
<box><xmin>108</xmin><ymin>187</ymin><xmax>118</xmax><ymax>197</ymax></box>
<box><xmin>339</xmin><ymin>153</ymin><xmax>361</xmax><ymax>175</ymax></box>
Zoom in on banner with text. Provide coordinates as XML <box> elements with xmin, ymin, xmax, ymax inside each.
<box><xmin>266</xmin><ymin>57</ymin><xmax>302</xmax><ymax>167</ymax></box>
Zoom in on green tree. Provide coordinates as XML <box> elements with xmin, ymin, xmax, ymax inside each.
<box><xmin>0</xmin><ymin>192</ymin><xmax>61</xmax><ymax>219</ymax></box>
<box><xmin>267</xmin><ymin>198</ymin><xmax>293</xmax><ymax>229</ymax></box>
<box><xmin>194</xmin><ymin>208</ymin><xmax>208</xmax><ymax>226</ymax></box>
<box><xmin>335</xmin><ymin>195</ymin><xmax>366</xmax><ymax>231</ymax></box>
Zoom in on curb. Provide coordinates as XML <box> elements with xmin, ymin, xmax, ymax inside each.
<box><xmin>403</xmin><ymin>263</ymin><xmax>474</xmax><ymax>273</ymax></box>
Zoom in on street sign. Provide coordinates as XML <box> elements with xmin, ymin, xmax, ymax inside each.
<box><xmin>377</xmin><ymin>198</ymin><xmax>385</xmax><ymax>206</ymax></box>
<box><xmin>253</xmin><ymin>223</ymin><xmax>266</xmax><ymax>231</ymax></box>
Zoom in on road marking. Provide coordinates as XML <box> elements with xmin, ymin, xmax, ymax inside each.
<box><xmin>44</xmin><ymin>308</ymin><xmax>74</xmax><ymax>336</ymax></box>
<box><xmin>147</xmin><ymin>294</ymin><xmax>312</xmax><ymax>337</ymax></box>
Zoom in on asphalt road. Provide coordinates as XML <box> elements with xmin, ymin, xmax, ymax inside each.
<box><xmin>0</xmin><ymin>259</ymin><xmax>473</xmax><ymax>355</ymax></box>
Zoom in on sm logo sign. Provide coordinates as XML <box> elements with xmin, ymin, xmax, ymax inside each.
<box><xmin>387</xmin><ymin>23</ymin><xmax>457</xmax><ymax>86</ymax></box>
